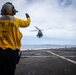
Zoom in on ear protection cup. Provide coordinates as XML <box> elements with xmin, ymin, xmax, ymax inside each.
<box><xmin>12</xmin><ymin>6</ymin><xmax>16</xmax><ymax>15</ymax></box>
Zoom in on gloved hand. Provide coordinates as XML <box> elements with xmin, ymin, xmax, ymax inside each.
<box><xmin>25</xmin><ymin>13</ymin><xmax>30</xmax><ymax>18</ymax></box>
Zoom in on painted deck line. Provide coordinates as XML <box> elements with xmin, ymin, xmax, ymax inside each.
<box><xmin>47</xmin><ymin>51</ymin><xmax>76</xmax><ymax>64</ymax></box>
<box><xmin>21</xmin><ymin>56</ymin><xmax>56</xmax><ymax>58</ymax></box>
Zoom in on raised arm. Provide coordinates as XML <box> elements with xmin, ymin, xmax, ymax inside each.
<box><xmin>17</xmin><ymin>13</ymin><xmax>31</xmax><ymax>27</ymax></box>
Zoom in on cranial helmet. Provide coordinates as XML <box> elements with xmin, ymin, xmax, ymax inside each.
<box><xmin>1</xmin><ymin>2</ymin><xmax>18</xmax><ymax>15</ymax></box>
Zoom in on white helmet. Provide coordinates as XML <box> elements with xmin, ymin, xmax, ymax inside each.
<box><xmin>1</xmin><ymin>2</ymin><xmax>18</xmax><ymax>15</ymax></box>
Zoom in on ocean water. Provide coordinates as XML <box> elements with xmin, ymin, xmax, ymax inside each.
<box><xmin>21</xmin><ymin>44</ymin><xmax>76</xmax><ymax>50</ymax></box>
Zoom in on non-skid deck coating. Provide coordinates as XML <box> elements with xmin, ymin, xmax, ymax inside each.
<box><xmin>15</xmin><ymin>48</ymin><xmax>76</xmax><ymax>75</ymax></box>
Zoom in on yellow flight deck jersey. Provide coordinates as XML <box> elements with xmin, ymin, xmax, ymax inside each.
<box><xmin>0</xmin><ymin>15</ymin><xmax>31</xmax><ymax>51</ymax></box>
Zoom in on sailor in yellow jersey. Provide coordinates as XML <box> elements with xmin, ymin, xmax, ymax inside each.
<box><xmin>0</xmin><ymin>2</ymin><xmax>31</xmax><ymax>75</ymax></box>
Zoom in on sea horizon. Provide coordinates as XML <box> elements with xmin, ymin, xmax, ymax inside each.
<box><xmin>21</xmin><ymin>44</ymin><xmax>76</xmax><ymax>50</ymax></box>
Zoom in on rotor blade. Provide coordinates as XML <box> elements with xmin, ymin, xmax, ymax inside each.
<box><xmin>35</xmin><ymin>26</ymin><xmax>40</xmax><ymax>30</ymax></box>
<box><xmin>29</xmin><ymin>30</ymin><xmax>38</xmax><ymax>32</ymax></box>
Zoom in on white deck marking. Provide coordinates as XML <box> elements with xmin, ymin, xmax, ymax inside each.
<box><xmin>47</xmin><ymin>51</ymin><xmax>76</xmax><ymax>64</ymax></box>
<box><xmin>21</xmin><ymin>56</ymin><xmax>56</xmax><ymax>58</ymax></box>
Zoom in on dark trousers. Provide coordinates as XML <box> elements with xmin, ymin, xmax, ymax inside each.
<box><xmin>0</xmin><ymin>48</ymin><xmax>19</xmax><ymax>75</ymax></box>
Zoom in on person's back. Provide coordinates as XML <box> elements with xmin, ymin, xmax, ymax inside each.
<box><xmin>0</xmin><ymin>2</ymin><xmax>31</xmax><ymax>75</ymax></box>
<box><xmin>0</xmin><ymin>14</ymin><xmax>30</xmax><ymax>50</ymax></box>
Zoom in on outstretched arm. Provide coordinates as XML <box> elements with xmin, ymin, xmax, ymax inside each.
<box><xmin>17</xmin><ymin>13</ymin><xmax>31</xmax><ymax>27</ymax></box>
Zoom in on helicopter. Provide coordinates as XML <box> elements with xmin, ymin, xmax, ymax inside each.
<box><xmin>30</xmin><ymin>26</ymin><xmax>43</xmax><ymax>38</ymax></box>
<box><xmin>30</xmin><ymin>26</ymin><xmax>51</xmax><ymax>38</ymax></box>
<box><xmin>35</xmin><ymin>26</ymin><xmax>43</xmax><ymax>38</ymax></box>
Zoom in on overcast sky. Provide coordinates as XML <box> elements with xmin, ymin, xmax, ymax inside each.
<box><xmin>0</xmin><ymin>0</ymin><xmax>76</xmax><ymax>45</ymax></box>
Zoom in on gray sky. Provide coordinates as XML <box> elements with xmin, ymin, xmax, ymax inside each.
<box><xmin>0</xmin><ymin>0</ymin><xmax>76</xmax><ymax>45</ymax></box>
